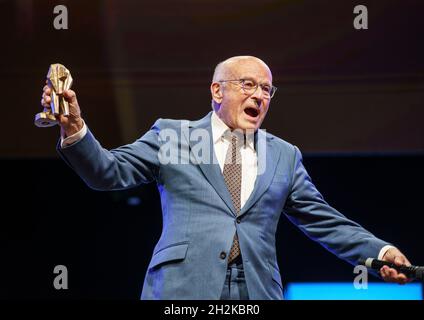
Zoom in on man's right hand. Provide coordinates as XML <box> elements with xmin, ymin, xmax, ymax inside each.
<box><xmin>41</xmin><ymin>80</ymin><xmax>84</xmax><ymax>137</ymax></box>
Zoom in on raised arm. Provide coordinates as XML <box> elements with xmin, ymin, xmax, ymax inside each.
<box><xmin>41</xmin><ymin>83</ymin><xmax>161</xmax><ymax>190</ymax></box>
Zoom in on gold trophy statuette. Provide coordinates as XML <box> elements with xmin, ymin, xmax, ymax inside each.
<box><xmin>34</xmin><ymin>63</ymin><xmax>73</xmax><ymax>127</ymax></box>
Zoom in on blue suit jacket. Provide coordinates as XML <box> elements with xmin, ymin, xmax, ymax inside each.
<box><xmin>58</xmin><ymin>111</ymin><xmax>389</xmax><ymax>299</ymax></box>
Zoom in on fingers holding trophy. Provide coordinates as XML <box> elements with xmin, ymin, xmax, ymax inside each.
<box><xmin>35</xmin><ymin>63</ymin><xmax>73</xmax><ymax>127</ymax></box>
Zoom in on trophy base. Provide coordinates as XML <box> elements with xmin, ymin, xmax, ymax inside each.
<box><xmin>34</xmin><ymin>112</ymin><xmax>58</xmax><ymax>127</ymax></box>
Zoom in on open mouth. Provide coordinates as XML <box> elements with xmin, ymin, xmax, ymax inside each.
<box><xmin>244</xmin><ymin>107</ymin><xmax>259</xmax><ymax>118</ymax></box>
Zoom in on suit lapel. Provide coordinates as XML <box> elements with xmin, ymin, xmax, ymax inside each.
<box><xmin>183</xmin><ymin>112</ymin><xmax>237</xmax><ymax>216</ymax></box>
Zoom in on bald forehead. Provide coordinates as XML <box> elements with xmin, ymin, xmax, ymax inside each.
<box><xmin>213</xmin><ymin>56</ymin><xmax>272</xmax><ymax>83</ymax></box>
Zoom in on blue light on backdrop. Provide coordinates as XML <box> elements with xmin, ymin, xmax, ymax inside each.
<box><xmin>285</xmin><ymin>282</ymin><xmax>423</xmax><ymax>300</ymax></box>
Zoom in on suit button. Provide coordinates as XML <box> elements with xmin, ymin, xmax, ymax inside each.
<box><xmin>220</xmin><ymin>252</ymin><xmax>227</xmax><ymax>260</ymax></box>
<box><xmin>236</xmin><ymin>217</ymin><xmax>241</xmax><ymax>224</ymax></box>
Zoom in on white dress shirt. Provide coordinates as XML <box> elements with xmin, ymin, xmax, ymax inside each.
<box><xmin>60</xmin><ymin>114</ymin><xmax>395</xmax><ymax>259</ymax></box>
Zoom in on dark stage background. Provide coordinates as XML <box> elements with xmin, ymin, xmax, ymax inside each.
<box><xmin>0</xmin><ymin>0</ymin><xmax>423</xmax><ymax>299</ymax></box>
<box><xmin>1</xmin><ymin>156</ymin><xmax>423</xmax><ymax>299</ymax></box>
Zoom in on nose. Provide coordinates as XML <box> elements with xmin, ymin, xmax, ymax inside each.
<box><xmin>250</xmin><ymin>86</ymin><xmax>264</xmax><ymax>105</ymax></box>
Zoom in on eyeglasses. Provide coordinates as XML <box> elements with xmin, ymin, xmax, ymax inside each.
<box><xmin>218</xmin><ymin>78</ymin><xmax>277</xmax><ymax>99</ymax></box>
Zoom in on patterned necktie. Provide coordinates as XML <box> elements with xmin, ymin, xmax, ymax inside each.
<box><xmin>223</xmin><ymin>134</ymin><xmax>242</xmax><ymax>264</ymax></box>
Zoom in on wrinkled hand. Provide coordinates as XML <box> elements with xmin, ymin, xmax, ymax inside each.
<box><xmin>380</xmin><ymin>247</ymin><xmax>413</xmax><ymax>284</ymax></box>
<box><xmin>41</xmin><ymin>80</ymin><xmax>83</xmax><ymax>137</ymax></box>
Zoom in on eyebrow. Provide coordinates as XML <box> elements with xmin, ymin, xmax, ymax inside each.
<box><xmin>241</xmin><ymin>76</ymin><xmax>272</xmax><ymax>86</ymax></box>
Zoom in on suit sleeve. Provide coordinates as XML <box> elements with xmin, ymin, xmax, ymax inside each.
<box><xmin>283</xmin><ymin>145</ymin><xmax>391</xmax><ymax>265</ymax></box>
<box><xmin>57</xmin><ymin>120</ymin><xmax>162</xmax><ymax>191</ymax></box>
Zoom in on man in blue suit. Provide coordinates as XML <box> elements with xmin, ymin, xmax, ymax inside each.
<box><xmin>42</xmin><ymin>56</ymin><xmax>412</xmax><ymax>299</ymax></box>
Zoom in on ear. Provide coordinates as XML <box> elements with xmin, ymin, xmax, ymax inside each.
<box><xmin>210</xmin><ymin>82</ymin><xmax>223</xmax><ymax>104</ymax></box>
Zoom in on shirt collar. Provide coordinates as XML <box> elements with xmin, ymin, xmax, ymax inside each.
<box><xmin>211</xmin><ymin>111</ymin><xmax>255</xmax><ymax>151</ymax></box>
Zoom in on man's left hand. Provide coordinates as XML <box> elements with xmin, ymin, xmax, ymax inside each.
<box><xmin>380</xmin><ymin>247</ymin><xmax>413</xmax><ymax>284</ymax></box>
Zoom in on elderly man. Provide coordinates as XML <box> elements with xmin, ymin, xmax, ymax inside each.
<box><xmin>41</xmin><ymin>56</ymin><xmax>412</xmax><ymax>300</ymax></box>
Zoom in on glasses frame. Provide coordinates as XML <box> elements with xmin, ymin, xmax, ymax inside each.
<box><xmin>218</xmin><ymin>78</ymin><xmax>277</xmax><ymax>99</ymax></box>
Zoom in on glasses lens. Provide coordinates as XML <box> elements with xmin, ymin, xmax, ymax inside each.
<box><xmin>239</xmin><ymin>80</ymin><xmax>276</xmax><ymax>99</ymax></box>
<box><xmin>241</xmin><ymin>79</ymin><xmax>256</xmax><ymax>92</ymax></box>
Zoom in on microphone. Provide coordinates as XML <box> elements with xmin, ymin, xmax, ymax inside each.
<box><xmin>358</xmin><ymin>258</ymin><xmax>424</xmax><ymax>281</ymax></box>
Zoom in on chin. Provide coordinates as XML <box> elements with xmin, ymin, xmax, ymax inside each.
<box><xmin>238</xmin><ymin>121</ymin><xmax>259</xmax><ymax>131</ymax></box>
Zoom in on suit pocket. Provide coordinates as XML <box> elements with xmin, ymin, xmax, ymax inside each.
<box><xmin>149</xmin><ymin>242</ymin><xmax>189</xmax><ymax>270</ymax></box>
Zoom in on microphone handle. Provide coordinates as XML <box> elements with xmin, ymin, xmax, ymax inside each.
<box><xmin>359</xmin><ymin>258</ymin><xmax>424</xmax><ymax>280</ymax></box>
